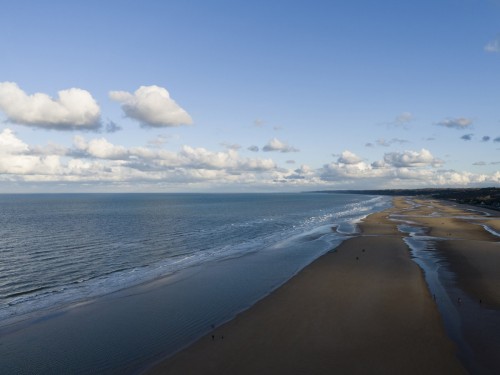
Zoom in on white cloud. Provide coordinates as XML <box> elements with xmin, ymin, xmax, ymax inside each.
<box><xmin>2</xmin><ymin>130</ymin><xmax>500</xmax><ymax>191</ymax></box>
<box><xmin>178</xmin><ymin>146</ymin><xmax>240</xmax><ymax>170</ymax></box>
<box><xmin>0</xmin><ymin>82</ymin><xmax>101</xmax><ymax>130</ymax></box>
<box><xmin>0</xmin><ymin>128</ymin><xmax>63</xmax><ymax>175</ymax></box>
<box><xmin>436</xmin><ymin>117</ymin><xmax>473</xmax><ymax>129</ymax></box>
<box><xmin>109</xmin><ymin>85</ymin><xmax>192</xmax><ymax>127</ymax></box>
<box><xmin>178</xmin><ymin>146</ymin><xmax>276</xmax><ymax>171</ymax></box>
<box><xmin>485</xmin><ymin>36</ymin><xmax>500</xmax><ymax>53</ymax></box>
<box><xmin>0</xmin><ymin>128</ymin><xmax>29</xmax><ymax>154</ymax></box>
<box><xmin>30</xmin><ymin>142</ymin><xmax>68</xmax><ymax>157</ymax></box>
<box><xmin>86</xmin><ymin>138</ymin><xmax>129</xmax><ymax>160</ymax></box>
<box><xmin>320</xmin><ymin>161</ymin><xmax>377</xmax><ymax>181</ymax></box>
<box><xmin>262</xmin><ymin>138</ymin><xmax>299</xmax><ymax>153</ymax></box>
<box><xmin>337</xmin><ymin>150</ymin><xmax>362</xmax><ymax>164</ymax></box>
<box><xmin>383</xmin><ymin>149</ymin><xmax>442</xmax><ymax>168</ymax></box>
<box><xmin>68</xmin><ymin>135</ymin><xmax>277</xmax><ymax>177</ymax></box>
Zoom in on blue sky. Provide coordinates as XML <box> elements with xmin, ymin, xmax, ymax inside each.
<box><xmin>0</xmin><ymin>0</ymin><xmax>499</xmax><ymax>192</ymax></box>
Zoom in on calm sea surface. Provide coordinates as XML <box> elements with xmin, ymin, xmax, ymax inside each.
<box><xmin>0</xmin><ymin>193</ymin><xmax>390</xmax><ymax>373</ymax></box>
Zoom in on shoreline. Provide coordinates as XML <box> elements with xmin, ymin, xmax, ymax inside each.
<box><xmin>146</xmin><ymin>197</ymin><xmax>469</xmax><ymax>374</ymax></box>
<box><xmin>3</xmin><ymin>195</ymin><xmax>499</xmax><ymax>373</ymax></box>
<box><xmin>2</xmin><ymin>194</ymin><xmax>381</xmax><ymax>375</ymax></box>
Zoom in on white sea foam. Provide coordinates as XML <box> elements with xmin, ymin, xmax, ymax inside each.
<box><xmin>481</xmin><ymin>224</ymin><xmax>500</xmax><ymax>237</ymax></box>
<box><xmin>0</xmin><ymin>193</ymin><xmax>391</xmax><ymax>326</ymax></box>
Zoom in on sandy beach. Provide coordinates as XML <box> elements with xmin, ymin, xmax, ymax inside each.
<box><xmin>147</xmin><ymin>196</ymin><xmax>500</xmax><ymax>374</ymax></box>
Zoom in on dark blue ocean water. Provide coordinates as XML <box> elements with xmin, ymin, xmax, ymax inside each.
<box><xmin>0</xmin><ymin>193</ymin><xmax>390</xmax><ymax>374</ymax></box>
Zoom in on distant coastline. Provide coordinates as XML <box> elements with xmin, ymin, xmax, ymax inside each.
<box><xmin>311</xmin><ymin>187</ymin><xmax>500</xmax><ymax>211</ymax></box>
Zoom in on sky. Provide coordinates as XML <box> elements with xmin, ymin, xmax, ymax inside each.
<box><xmin>0</xmin><ymin>0</ymin><xmax>499</xmax><ymax>193</ymax></box>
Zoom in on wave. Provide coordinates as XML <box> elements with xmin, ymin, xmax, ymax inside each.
<box><xmin>0</xmin><ymin>194</ymin><xmax>390</xmax><ymax>326</ymax></box>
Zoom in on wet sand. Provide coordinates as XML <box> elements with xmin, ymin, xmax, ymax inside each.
<box><xmin>147</xmin><ymin>198</ymin><xmax>467</xmax><ymax>374</ymax></box>
<box><xmin>391</xmin><ymin>197</ymin><xmax>500</xmax><ymax>373</ymax></box>
<box><xmin>400</xmin><ymin>198</ymin><xmax>500</xmax><ymax>307</ymax></box>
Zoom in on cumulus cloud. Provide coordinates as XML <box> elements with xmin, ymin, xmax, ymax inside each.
<box><xmin>69</xmin><ymin>135</ymin><xmax>278</xmax><ymax>176</ymax></box>
<box><xmin>176</xmin><ymin>146</ymin><xmax>275</xmax><ymax>172</ymax></box>
<box><xmin>0</xmin><ymin>128</ymin><xmax>63</xmax><ymax>175</ymax></box>
<box><xmin>286</xmin><ymin>160</ymin><xmax>296</xmax><ymax>164</ymax></box>
<box><xmin>436</xmin><ymin>117</ymin><xmax>473</xmax><ymax>129</ymax></box>
<box><xmin>0</xmin><ymin>82</ymin><xmax>101</xmax><ymax>130</ymax></box>
<box><xmin>3</xmin><ymin>129</ymin><xmax>500</xmax><ymax>191</ymax></box>
<box><xmin>247</xmin><ymin>145</ymin><xmax>259</xmax><ymax>152</ymax></box>
<box><xmin>0</xmin><ymin>130</ymin><xmax>278</xmax><ymax>188</ymax></box>
<box><xmin>262</xmin><ymin>138</ymin><xmax>299</xmax><ymax>153</ymax></box>
<box><xmin>473</xmin><ymin>161</ymin><xmax>487</xmax><ymax>166</ymax></box>
<box><xmin>284</xmin><ymin>165</ymin><xmax>314</xmax><ymax>180</ymax></box>
<box><xmin>0</xmin><ymin>128</ymin><xmax>29</xmax><ymax>154</ymax></box>
<box><xmin>320</xmin><ymin>160</ymin><xmax>375</xmax><ymax>181</ymax></box>
<box><xmin>383</xmin><ymin>149</ymin><xmax>442</xmax><ymax>168</ymax></box>
<box><xmin>494</xmin><ymin>137</ymin><xmax>500</xmax><ymax>143</ymax></box>
<box><xmin>461</xmin><ymin>134</ymin><xmax>473</xmax><ymax>141</ymax></box>
<box><xmin>482</xmin><ymin>136</ymin><xmax>490</xmax><ymax>142</ymax></box>
<box><xmin>109</xmin><ymin>85</ymin><xmax>192</xmax><ymax>127</ymax></box>
<box><xmin>485</xmin><ymin>36</ymin><xmax>500</xmax><ymax>53</ymax></box>
<box><xmin>318</xmin><ymin>150</ymin><xmax>377</xmax><ymax>182</ymax></box>
<box><xmin>337</xmin><ymin>150</ymin><xmax>363</xmax><ymax>164</ymax></box>
<box><xmin>318</xmin><ymin>152</ymin><xmax>498</xmax><ymax>188</ymax></box>
<box><xmin>73</xmin><ymin>136</ymin><xmax>128</xmax><ymax>160</ymax></box>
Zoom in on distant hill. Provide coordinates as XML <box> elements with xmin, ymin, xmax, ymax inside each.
<box><xmin>313</xmin><ymin>187</ymin><xmax>500</xmax><ymax>211</ymax></box>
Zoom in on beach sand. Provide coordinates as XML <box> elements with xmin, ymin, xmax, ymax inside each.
<box><xmin>400</xmin><ymin>198</ymin><xmax>500</xmax><ymax>308</ymax></box>
<box><xmin>146</xmin><ymin>197</ymin><xmax>468</xmax><ymax>375</ymax></box>
<box><xmin>390</xmin><ymin>197</ymin><xmax>500</xmax><ymax>373</ymax></box>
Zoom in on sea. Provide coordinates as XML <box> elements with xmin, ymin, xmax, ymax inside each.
<box><xmin>0</xmin><ymin>193</ymin><xmax>390</xmax><ymax>374</ymax></box>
